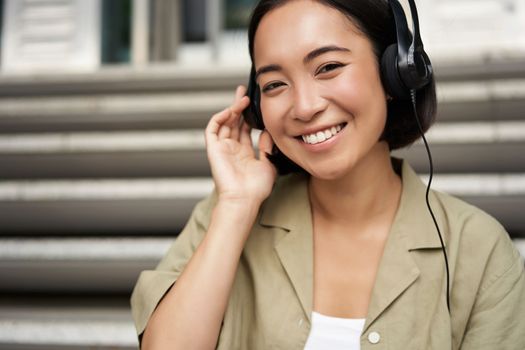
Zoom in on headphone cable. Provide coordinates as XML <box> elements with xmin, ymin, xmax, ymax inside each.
<box><xmin>410</xmin><ymin>89</ymin><xmax>451</xmax><ymax>313</ymax></box>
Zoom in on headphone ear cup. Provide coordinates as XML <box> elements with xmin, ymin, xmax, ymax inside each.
<box><xmin>380</xmin><ymin>44</ymin><xmax>410</xmax><ymax>100</ymax></box>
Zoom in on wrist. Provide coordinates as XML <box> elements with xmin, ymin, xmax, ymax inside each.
<box><xmin>208</xmin><ymin>198</ymin><xmax>262</xmax><ymax>242</ymax></box>
<box><xmin>217</xmin><ymin>193</ymin><xmax>264</xmax><ymax>209</ymax></box>
<box><xmin>216</xmin><ymin>196</ymin><xmax>262</xmax><ymax>216</ymax></box>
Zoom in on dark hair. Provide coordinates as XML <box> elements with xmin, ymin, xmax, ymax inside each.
<box><xmin>245</xmin><ymin>0</ymin><xmax>437</xmax><ymax>175</ymax></box>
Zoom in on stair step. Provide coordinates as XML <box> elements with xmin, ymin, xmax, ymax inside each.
<box><xmin>394</xmin><ymin>143</ymin><xmax>525</xmax><ymax>174</ymax></box>
<box><xmin>0</xmin><ymin>178</ymin><xmax>214</xmax><ymax>201</ymax></box>
<box><xmin>0</xmin><ymin>92</ymin><xmax>233</xmax><ymax>132</ymax></box>
<box><xmin>0</xmin><ymin>178</ymin><xmax>213</xmax><ymax>234</ymax></box>
<box><xmin>0</xmin><ymin>175</ymin><xmax>523</xmax><ymax>234</ymax></box>
<box><xmin>0</xmin><ymin>238</ymin><xmax>171</xmax><ymax>293</ymax></box>
<box><xmin>0</xmin><ymin>151</ymin><xmax>211</xmax><ymax>178</ymax></box>
<box><xmin>0</xmin><ymin>63</ymin><xmax>249</xmax><ymax>97</ymax></box>
<box><xmin>433</xmin><ymin>59</ymin><xmax>525</xmax><ymax>82</ymax></box>
<box><xmin>437</xmin><ymin>79</ymin><xmax>525</xmax><ymax>122</ymax></box>
<box><xmin>0</xmin><ymin>130</ymin><xmax>206</xmax><ymax>153</ymax></box>
<box><xmin>0</xmin><ymin>296</ymin><xmax>136</xmax><ymax>349</ymax></box>
<box><xmin>0</xmin><ymin>130</ymin><xmax>210</xmax><ymax>178</ymax></box>
<box><xmin>397</xmin><ymin>121</ymin><xmax>525</xmax><ymax>174</ymax></box>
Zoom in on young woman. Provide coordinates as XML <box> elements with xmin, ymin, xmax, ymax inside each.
<box><xmin>131</xmin><ymin>1</ymin><xmax>525</xmax><ymax>349</ymax></box>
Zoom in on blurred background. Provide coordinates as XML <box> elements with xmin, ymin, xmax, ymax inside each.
<box><xmin>0</xmin><ymin>0</ymin><xmax>524</xmax><ymax>348</ymax></box>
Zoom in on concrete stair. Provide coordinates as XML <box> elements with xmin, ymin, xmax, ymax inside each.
<box><xmin>0</xmin><ymin>238</ymin><xmax>172</xmax><ymax>293</ymax></box>
<box><xmin>1</xmin><ymin>59</ymin><xmax>524</xmax><ymax>349</ymax></box>
<box><xmin>0</xmin><ymin>296</ymin><xmax>137</xmax><ymax>350</ymax></box>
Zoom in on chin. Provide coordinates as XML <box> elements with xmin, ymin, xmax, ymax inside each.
<box><xmin>309</xmin><ymin>170</ymin><xmax>346</xmax><ymax>181</ymax></box>
<box><xmin>304</xmin><ymin>162</ymin><xmax>353</xmax><ymax>181</ymax></box>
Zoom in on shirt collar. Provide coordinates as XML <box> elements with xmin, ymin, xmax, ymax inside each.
<box><xmin>259</xmin><ymin>157</ymin><xmax>447</xmax><ymax>250</ymax></box>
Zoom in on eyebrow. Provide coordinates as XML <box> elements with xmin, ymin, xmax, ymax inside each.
<box><xmin>255</xmin><ymin>45</ymin><xmax>350</xmax><ymax>81</ymax></box>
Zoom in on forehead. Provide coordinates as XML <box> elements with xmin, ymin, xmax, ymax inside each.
<box><xmin>253</xmin><ymin>0</ymin><xmax>364</xmax><ymax>66</ymax></box>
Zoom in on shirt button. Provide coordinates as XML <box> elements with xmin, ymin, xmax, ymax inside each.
<box><xmin>368</xmin><ymin>331</ymin><xmax>381</xmax><ymax>344</ymax></box>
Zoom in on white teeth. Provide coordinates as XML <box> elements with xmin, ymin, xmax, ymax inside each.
<box><xmin>302</xmin><ymin>124</ymin><xmax>344</xmax><ymax>145</ymax></box>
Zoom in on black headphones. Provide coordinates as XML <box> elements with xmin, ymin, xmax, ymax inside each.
<box><xmin>381</xmin><ymin>0</ymin><xmax>433</xmax><ymax>100</ymax></box>
<box><xmin>243</xmin><ymin>0</ymin><xmax>433</xmax><ymax>129</ymax></box>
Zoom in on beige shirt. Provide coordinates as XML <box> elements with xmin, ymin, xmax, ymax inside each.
<box><xmin>131</xmin><ymin>159</ymin><xmax>525</xmax><ymax>349</ymax></box>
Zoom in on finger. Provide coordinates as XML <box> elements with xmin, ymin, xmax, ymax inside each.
<box><xmin>207</xmin><ymin>95</ymin><xmax>250</xmax><ymax>143</ymax></box>
<box><xmin>230</xmin><ymin>95</ymin><xmax>250</xmax><ymax>121</ymax></box>
<box><xmin>205</xmin><ymin>108</ymin><xmax>231</xmax><ymax>143</ymax></box>
<box><xmin>218</xmin><ymin>125</ymin><xmax>231</xmax><ymax>139</ymax></box>
<box><xmin>232</xmin><ymin>99</ymin><xmax>249</xmax><ymax>141</ymax></box>
<box><xmin>230</xmin><ymin>103</ymin><xmax>243</xmax><ymax>141</ymax></box>
<box><xmin>235</xmin><ymin>85</ymin><xmax>247</xmax><ymax>102</ymax></box>
<box><xmin>230</xmin><ymin>119</ymin><xmax>240</xmax><ymax>141</ymax></box>
<box><xmin>239</xmin><ymin>121</ymin><xmax>252</xmax><ymax>147</ymax></box>
<box><xmin>224</xmin><ymin>95</ymin><xmax>250</xmax><ymax>132</ymax></box>
<box><xmin>258</xmin><ymin>130</ymin><xmax>274</xmax><ymax>160</ymax></box>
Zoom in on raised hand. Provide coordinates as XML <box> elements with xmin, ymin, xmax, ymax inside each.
<box><xmin>205</xmin><ymin>85</ymin><xmax>277</xmax><ymax>205</ymax></box>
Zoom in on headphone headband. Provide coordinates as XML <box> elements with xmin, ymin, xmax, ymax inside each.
<box><xmin>389</xmin><ymin>0</ymin><xmax>412</xmax><ymax>63</ymax></box>
<box><xmin>383</xmin><ymin>0</ymin><xmax>433</xmax><ymax>98</ymax></box>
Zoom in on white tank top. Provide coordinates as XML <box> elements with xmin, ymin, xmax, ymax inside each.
<box><xmin>303</xmin><ymin>311</ymin><xmax>366</xmax><ymax>350</ymax></box>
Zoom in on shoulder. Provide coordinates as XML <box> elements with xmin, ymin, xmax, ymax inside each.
<box><xmin>431</xmin><ymin>193</ymin><xmax>525</xmax><ymax>347</ymax></box>
<box><xmin>432</xmin><ymin>189</ymin><xmax>523</xmax><ymax>291</ymax></box>
<box><xmin>399</xmin><ymin>157</ymin><xmax>522</xmax><ymax>291</ymax></box>
<box><xmin>434</xmin><ymin>189</ymin><xmax>507</xmax><ymax>243</ymax></box>
<box><xmin>400</xmin><ymin>156</ymin><xmax>516</xmax><ymax>264</ymax></box>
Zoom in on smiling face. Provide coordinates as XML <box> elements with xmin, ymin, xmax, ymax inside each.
<box><xmin>253</xmin><ymin>0</ymin><xmax>390</xmax><ymax>180</ymax></box>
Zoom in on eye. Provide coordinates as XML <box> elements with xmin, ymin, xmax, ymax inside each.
<box><xmin>262</xmin><ymin>81</ymin><xmax>285</xmax><ymax>93</ymax></box>
<box><xmin>316</xmin><ymin>62</ymin><xmax>345</xmax><ymax>75</ymax></box>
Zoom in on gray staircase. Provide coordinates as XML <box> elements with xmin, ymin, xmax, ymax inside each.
<box><xmin>1</xmin><ymin>59</ymin><xmax>525</xmax><ymax>349</ymax></box>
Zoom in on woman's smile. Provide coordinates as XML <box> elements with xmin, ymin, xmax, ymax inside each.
<box><xmin>296</xmin><ymin>122</ymin><xmax>348</xmax><ymax>152</ymax></box>
<box><xmin>299</xmin><ymin>122</ymin><xmax>346</xmax><ymax>144</ymax></box>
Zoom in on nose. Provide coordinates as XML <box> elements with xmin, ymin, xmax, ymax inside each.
<box><xmin>292</xmin><ymin>80</ymin><xmax>327</xmax><ymax>122</ymax></box>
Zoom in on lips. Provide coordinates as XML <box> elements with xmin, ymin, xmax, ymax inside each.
<box><xmin>300</xmin><ymin>123</ymin><xmax>346</xmax><ymax>145</ymax></box>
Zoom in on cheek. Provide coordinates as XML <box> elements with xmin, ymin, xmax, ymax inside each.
<box><xmin>260</xmin><ymin>96</ymin><xmax>287</xmax><ymax>134</ymax></box>
<box><xmin>332</xmin><ymin>66</ymin><xmax>384</xmax><ymax>104</ymax></box>
<box><xmin>331</xmin><ymin>79</ymin><xmax>362</xmax><ymax>109</ymax></box>
<box><xmin>332</xmin><ymin>68</ymin><xmax>388</xmax><ymax>126</ymax></box>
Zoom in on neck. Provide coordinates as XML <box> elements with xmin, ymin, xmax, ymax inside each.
<box><xmin>308</xmin><ymin>142</ymin><xmax>402</xmax><ymax>227</ymax></box>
